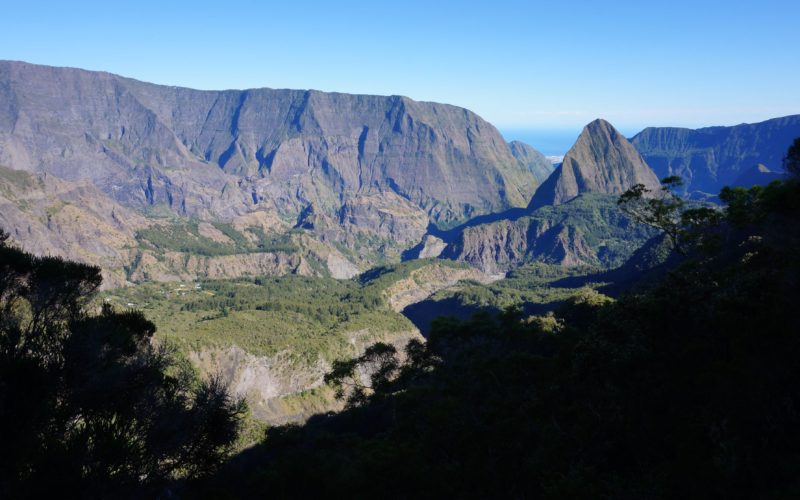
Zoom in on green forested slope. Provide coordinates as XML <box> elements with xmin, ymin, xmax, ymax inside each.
<box><xmin>204</xmin><ymin>179</ymin><xmax>800</xmax><ymax>499</ymax></box>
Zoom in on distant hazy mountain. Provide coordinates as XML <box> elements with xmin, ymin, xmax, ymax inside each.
<box><xmin>630</xmin><ymin>115</ymin><xmax>800</xmax><ymax>195</ymax></box>
<box><xmin>529</xmin><ymin>119</ymin><xmax>661</xmax><ymax>208</ymax></box>
<box><xmin>0</xmin><ymin>60</ymin><xmax>548</xmax><ymax>281</ymax></box>
<box><xmin>508</xmin><ymin>140</ymin><xmax>554</xmax><ymax>183</ymax></box>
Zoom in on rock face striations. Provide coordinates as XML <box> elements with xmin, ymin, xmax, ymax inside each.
<box><xmin>0</xmin><ymin>60</ymin><xmax>540</xmax><ymax>229</ymax></box>
<box><xmin>529</xmin><ymin>119</ymin><xmax>661</xmax><ymax>208</ymax></box>
<box><xmin>0</xmin><ymin>60</ymin><xmax>550</xmax><ymax>279</ymax></box>
<box><xmin>630</xmin><ymin>115</ymin><xmax>800</xmax><ymax>195</ymax></box>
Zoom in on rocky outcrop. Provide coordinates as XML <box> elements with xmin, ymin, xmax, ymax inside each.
<box><xmin>417</xmin><ymin>235</ymin><xmax>447</xmax><ymax>259</ymax></box>
<box><xmin>0</xmin><ymin>165</ymin><xmax>148</xmax><ymax>288</ymax></box>
<box><xmin>443</xmin><ymin>216</ymin><xmax>595</xmax><ymax>274</ymax></box>
<box><xmin>630</xmin><ymin>115</ymin><xmax>800</xmax><ymax>195</ymax></box>
<box><xmin>442</xmin><ymin>193</ymin><xmax>656</xmax><ymax>274</ymax></box>
<box><xmin>189</xmin><ymin>327</ymin><xmax>422</xmax><ymax>424</ymax></box>
<box><xmin>530</xmin><ymin>119</ymin><xmax>661</xmax><ymax>208</ymax></box>
<box><xmin>443</xmin><ymin>218</ymin><xmax>535</xmax><ymax>274</ymax></box>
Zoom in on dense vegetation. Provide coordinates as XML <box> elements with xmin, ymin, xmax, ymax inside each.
<box><xmin>402</xmin><ymin>262</ymin><xmax>606</xmax><ymax>334</ymax></box>
<box><xmin>0</xmin><ymin>231</ymin><xmax>244</xmax><ymax>498</ymax></box>
<box><xmin>102</xmin><ymin>259</ymin><xmax>464</xmax><ymax>364</ymax></box>
<box><xmin>523</xmin><ymin>193</ymin><xmax>656</xmax><ymax>268</ymax></box>
<box><xmin>201</xmin><ymin>178</ymin><xmax>800</xmax><ymax>498</ymax></box>
<box><xmin>135</xmin><ymin>221</ymin><xmax>298</xmax><ymax>257</ymax></box>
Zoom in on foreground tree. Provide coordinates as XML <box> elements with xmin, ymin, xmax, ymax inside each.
<box><xmin>617</xmin><ymin>175</ymin><xmax>722</xmax><ymax>254</ymax></box>
<box><xmin>785</xmin><ymin>137</ymin><xmax>800</xmax><ymax>176</ymax></box>
<box><xmin>0</xmin><ymin>230</ymin><xmax>245</xmax><ymax>498</ymax></box>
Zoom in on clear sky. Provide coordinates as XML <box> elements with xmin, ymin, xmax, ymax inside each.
<box><xmin>1</xmin><ymin>0</ymin><xmax>798</xmax><ymax>135</ymax></box>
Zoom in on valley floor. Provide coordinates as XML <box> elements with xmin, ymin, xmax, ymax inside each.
<box><xmin>100</xmin><ymin>260</ymin><xmax>608</xmax><ymax>426</ymax></box>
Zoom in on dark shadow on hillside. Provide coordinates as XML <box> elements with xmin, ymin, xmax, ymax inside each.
<box><xmin>399</xmin><ymin>240</ymin><xmax>428</xmax><ymax>261</ymax></box>
<box><xmin>401</xmin><ymin>298</ymin><xmax>494</xmax><ymax>336</ymax></box>
<box><xmin>548</xmin><ymin>266</ymin><xmax>670</xmax><ymax>297</ymax></box>
<box><xmin>401</xmin><ymin>296</ymin><xmax>566</xmax><ymax>337</ymax></box>
<box><xmin>425</xmin><ymin>206</ymin><xmax>530</xmax><ymax>244</ymax></box>
<box><xmin>357</xmin><ymin>265</ymin><xmax>394</xmax><ymax>284</ymax></box>
<box><xmin>548</xmin><ymin>270</ymin><xmax>613</xmax><ymax>289</ymax></box>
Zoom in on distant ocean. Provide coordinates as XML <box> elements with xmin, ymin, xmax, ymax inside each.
<box><xmin>499</xmin><ymin>129</ymin><xmax>581</xmax><ymax>157</ymax></box>
<box><xmin>500</xmin><ymin>127</ymin><xmax>642</xmax><ymax>157</ymax></box>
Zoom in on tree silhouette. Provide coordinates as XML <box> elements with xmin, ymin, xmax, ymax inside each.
<box><xmin>0</xmin><ymin>229</ymin><xmax>244</xmax><ymax>498</ymax></box>
<box><xmin>618</xmin><ymin>176</ymin><xmax>722</xmax><ymax>254</ymax></box>
<box><xmin>785</xmin><ymin>137</ymin><xmax>800</xmax><ymax>176</ymax></box>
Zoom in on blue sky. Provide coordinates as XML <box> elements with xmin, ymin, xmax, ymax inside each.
<box><xmin>1</xmin><ymin>0</ymin><xmax>798</xmax><ymax>138</ymax></box>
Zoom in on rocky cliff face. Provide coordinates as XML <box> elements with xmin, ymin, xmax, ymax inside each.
<box><xmin>530</xmin><ymin>119</ymin><xmax>661</xmax><ymax>208</ymax></box>
<box><xmin>0</xmin><ymin>165</ymin><xmax>148</xmax><ymax>287</ymax></box>
<box><xmin>0</xmin><ymin>60</ymin><xmax>552</xmax><ymax>278</ymax></box>
<box><xmin>442</xmin><ymin>194</ymin><xmax>653</xmax><ymax>274</ymax></box>
<box><xmin>630</xmin><ymin>115</ymin><xmax>800</xmax><ymax>195</ymax></box>
<box><xmin>0</xmin><ymin>60</ymin><xmax>542</xmax><ymax>229</ymax></box>
<box><xmin>188</xmin><ymin>326</ymin><xmax>424</xmax><ymax>425</ymax></box>
<box><xmin>440</xmin><ymin>119</ymin><xmax>661</xmax><ymax>274</ymax></box>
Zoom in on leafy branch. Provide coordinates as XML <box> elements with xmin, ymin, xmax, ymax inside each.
<box><xmin>617</xmin><ymin>176</ymin><xmax>721</xmax><ymax>255</ymax></box>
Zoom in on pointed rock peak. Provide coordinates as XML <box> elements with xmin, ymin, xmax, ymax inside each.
<box><xmin>529</xmin><ymin>119</ymin><xmax>661</xmax><ymax>208</ymax></box>
<box><xmin>584</xmin><ymin>118</ymin><xmax>615</xmax><ymax>131</ymax></box>
<box><xmin>576</xmin><ymin>118</ymin><xmax>626</xmax><ymax>147</ymax></box>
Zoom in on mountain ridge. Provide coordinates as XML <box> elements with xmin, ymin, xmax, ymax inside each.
<box><xmin>0</xmin><ymin>60</ymin><xmax>550</xmax><ymax>280</ymax></box>
<box><xmin>0</xmin><ymin>60</ymin><xmax>541</xmax><ymax>227</ymax></box>
<box><xmin>630</xmin><ymin>114</ymin><xmax>800</xmax><ymax>194</ymax></box>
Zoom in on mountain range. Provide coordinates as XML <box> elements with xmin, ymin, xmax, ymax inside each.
<box><xmin>1</xmin><ymin>60</ymin><xmax>798</xmax><ymax>286</ymax></box>
<box><xmin>0</xmin><ymin>60</ymin><xmax>547</xmax><ymax>284</ymax></box>
<box><xmin>630</xmin><ymin>115</ymin><xmax>800</xmax><ymax>195</ymax></box>
<box><xmin>2</xmin><ymin>60</ymin><xmax>799</xmax><ymax>427</ymax></box>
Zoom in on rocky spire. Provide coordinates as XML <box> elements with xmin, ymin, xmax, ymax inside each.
<box><xmin>529</xmin><ymin>119</ymin><xmax>661</xmax><ymax>208</ymax></box>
